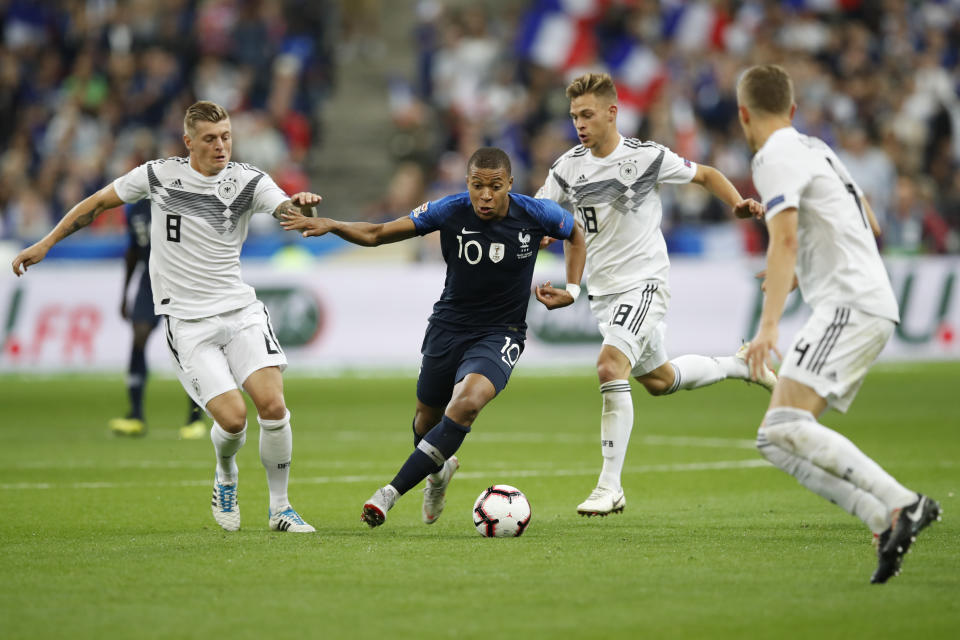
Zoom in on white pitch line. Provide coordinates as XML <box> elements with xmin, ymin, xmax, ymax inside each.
<box><xmin>0</xmin><ymin>434</ymin><xmax>759</xmax><ymax>472</ymax></box>
<box><xmin>0</xmin><ymin>459</ymin><xmax>771</xmax><ymax>491</ymax></box>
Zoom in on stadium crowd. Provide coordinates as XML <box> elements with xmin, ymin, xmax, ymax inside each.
<box><xmin>384</xmin><ymin>0</ymin><xmax>960</xmax><ymax>255</ymax></box>
<box><xmin>2</xmin><ymin>0</ymin><xmax>958</xmax><ymax>256</ymax></box>
<box><xmin>0</xmin><ymin>0</ymin><xmax>333</xmax><ymax>241</ymax></box>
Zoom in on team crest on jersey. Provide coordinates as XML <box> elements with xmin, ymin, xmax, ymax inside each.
<box><xmin>516</xmin><ymin>231</ymin><xmax>533</xmax><ymax>260</ymax></box>
<box><xmin>217</xmin><ymin>178</ymin><xmax>238</xmax><ymax>200</ymax></box>
<box><xmin>489</xmin><ymin>243</ymin><xmax>505</xmax><ymax>263</ymax></box>
<box><xmin>412</xmin><ymin>201</ymin><xmax>429</xmax><ymax>217</ymax></box>
<box><xmin>618</xmin><ymin>161</ymin><xmax>639</xmax><ymax>182</ymax></box>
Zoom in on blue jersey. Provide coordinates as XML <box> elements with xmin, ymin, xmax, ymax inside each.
<box><xmin>410</xmin><ymin>192</ymin><xmax>574</xmax><ymax>335</ymax></box>
<box><xmin>125</xmin><ymin>199</ymin><xmax>152</xmax><ymax>263</ymax></box>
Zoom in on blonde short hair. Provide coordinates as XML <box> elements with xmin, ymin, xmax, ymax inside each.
<box><xmin>738</xmin><ymin>65</ymin><xmax>794</xmax><ymax>115</ymax></box>
<box><xmin>566</xmin><ymin>72</ymin><xmax>618</xmax><ymax>103</ymax></box>
<box><xmin>183</xmin><ymin>101</ymin><xmax>230</xmax><ymax>136</ymax></box>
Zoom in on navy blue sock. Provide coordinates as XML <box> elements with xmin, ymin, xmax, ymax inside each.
<box><xmin>390</xmin><ymin>416</ymin><xmax>470</xmax><ymax>495</ymax></box>
<box><xmin>186</xmin><ymin>400</ymin><xmax>202</xmax><ymax>423</ymax></box>
<box><xmin>127</xmin><ymin>346</ymin><xmax>147</xmax><ymax>419</ymax></box>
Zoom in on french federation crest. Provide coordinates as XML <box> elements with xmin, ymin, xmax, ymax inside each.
<box><xmin>518</xmin><ymin>231</ymin><xmax>531</xmax><ymax>249</ymax></box>
<box><xmin>489</xmin><ymin>242</ymin><xmax>505</xmax><ymax>263</ymax></box>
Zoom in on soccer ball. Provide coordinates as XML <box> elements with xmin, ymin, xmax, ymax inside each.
<box><xmin>472</xmin><ymin>485</ymin><xmax>531</xmax><ymax>537</ymax></box>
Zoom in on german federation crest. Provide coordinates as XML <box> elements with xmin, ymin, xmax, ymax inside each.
<box><xmin>217</xmin><ymin>178</ymin><xmax>238</xmax><ymax>200</ymax></box>
<box><xmin>618</xmin><ymin>162</ymin><xmax>638</xmax><ymax>182</ymax></box>
<box><xmin>489</xmin><ymin>243</ymin><xmax>505</xmax><ymax>263</ymax></box>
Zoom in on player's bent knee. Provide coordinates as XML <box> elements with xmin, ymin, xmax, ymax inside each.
<box><xmin>640</xmin><ymin>377</ymin><xmax>670</xmax><ymax>396</ymax></box>
<box><xmin>445</xmin><ymin>399</ymin><xmax>481</xmax><ymax>425</ymax></box>
<box><xmin>255</xmin><ymin>396</ymin><xmax>287</xmax><ymax>421</ymax></box>
<box><xmin>207</xmin><ymin>392</ymin><xmax>248</xmax><ymax>432</ymax></box>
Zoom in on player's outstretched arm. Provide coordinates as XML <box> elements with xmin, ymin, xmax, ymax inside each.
<box><xmin>690</xmin><ymin>164</ymin><xmax>763</xmax><ymax>219</ymax></box>
<box><xmin>745</xmin><ymin>208</ymin><xmax>799</xmax><ymax>381</ymax></box>
<box><xmin>272</xmin><ymin>192</ymin><xmax>323</xmax><ymax>220</ymax></box>
<box><xmin>281</xmin><ymin>212</ymin><xmax>418</xmax><ymax>246</ymax></box>
<box><xmin>12</xmin><ymin>184</ymin><xmax>124</xmax><ymax>276</ymax></box>
<box><xmin>534</xmin><ymin>221</ymin><xmax>586</xmax><ymax>310</ymax></box>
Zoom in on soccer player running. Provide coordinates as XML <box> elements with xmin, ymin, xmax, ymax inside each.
<box><xmin>281</xmin><ymin>147</ymin><xmax>585</xmax><ymax>528</ymax></box>
<box><xmin>737</xmin><ymin>64</ymin><xmax>940</xmax><ymax>583</ymax></box>
<box><xmin>12</xmin><ymin>101</ymin><xmax>321</xmax><ymax>534</ymax></box>
<box><xmin>108</xmin><ymin>199</ymin><xmax>206</xmax><ymax>440</ymax></box>
<box><xmin>536</xmin><ymin>72</ymin><xmax>771</xmax><ymax>517</ymax></box>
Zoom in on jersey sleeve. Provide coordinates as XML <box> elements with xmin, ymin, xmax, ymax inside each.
<box><xmin>535</xmin><ymin>168</ymin><xmax>573</xmax><ymax>211</ymax></box>
<box><xmin>408</xmin><ymin>194</ymin><xmax>458</xmax><ymax>235</ymax></box>
<box><xmin>522</xmin><ymin>194</ymin><xmax>575</xmax><ymax>240</ymax></box>
<box><xmin>112</xmin><ymin>163</ymin><xmax>151</xmax><ymax>203</ymax></box>
<box><xmin>752</xmin><ymin>154</ymin><xmax>809</xmax><ymax>221</ymax></box>
<box><xmin>657</xmin><ymin>146</ymin><xmax>697</xmax><ymax>184</ymax></box>
<box><xmin>252</xmin><ymin>172</ymin><xmax>290</xmax><ymax>215</ymax></box>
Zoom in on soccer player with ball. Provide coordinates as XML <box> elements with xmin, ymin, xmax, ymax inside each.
<box><xmin>736</xmin><ymin>64</ymin><xmax>940</xmax><ymax>583</ymax></box>
<box><xmin>281</xmin><ymin>147</ymin><xmax>585</xmax><ymax>528</ymax></box>
<box><xmin>536</xmin><ymin>72</ymin><xmax>771</xmax><ymax>518</ymax></box>
<box><xmin>12</xmin><ymin>101</ymin><xmax>322</xmax><ymax>534</ymax></box>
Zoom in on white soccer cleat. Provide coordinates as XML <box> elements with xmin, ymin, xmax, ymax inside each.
<box><xmin>735</xmin><ymin>343</ymin><xmax>778</xmax><ymax>391</ymax></box>
<box><xmin>422</xmin><ymin>455</ymin><xmax>460</xmax><ymax>524</ymax></box>
<box><xmin>576</xmin><ymin>484</ymin><xmax>626</xmax><ymax>517</ymax></box>
<box><xmin>211</xmin><ymin>476</ymin><xmax>240</xmax><ymax>531</ymax></box>
<box><xmin>362</xmin><ymin>485</ymin><xmax>399</xmax><ymax>528</ymax></box>
<box><xmin>268</xmin><ymin>505</ymin><xmax>316</xmax><ymax>533</ymax></box>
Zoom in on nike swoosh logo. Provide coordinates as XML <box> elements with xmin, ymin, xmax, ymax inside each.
<box><xmin>906</xmin><ymin>497</ymin><xmax>926</xmax><ymax>523</ymax></box>
<box><xmin>461</xmin><ymin>228</ymin><xmax>482</xmax><ymax>234</ymax></box>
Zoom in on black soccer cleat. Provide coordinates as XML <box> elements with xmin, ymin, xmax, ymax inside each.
<box><xmin>870</xmin><ymin>494</ymin><xmax>942</xmax><ymax>584</ymax></box>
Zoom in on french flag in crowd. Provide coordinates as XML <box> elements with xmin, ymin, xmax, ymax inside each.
<box><xmin>515</xmin><ymin>0</ymin><xmax>607</xmax><ymax>71</ymax></box>
<box><xmin>661</xmin><ymin>0</ymin><xmax>730</xmax><ymax>52</ymax></box>
<box><xmin>602</xmin><ymin>36</ymin><xmax>666</xmax><ymax>135</ymax></box>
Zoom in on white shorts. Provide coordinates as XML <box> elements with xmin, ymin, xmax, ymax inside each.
<box><xmin>778</xmin><ymin>305</ymin><xmax>894</xmax><ymax>413</ymax></box>
<box><xmin>164</xmin><ymin>300</ymin><xmax>287</xmax><ymax>408</ymax></box>
<box><xmin>589</xmin><ymin>283</ymin><xmax>670</xmax><ymax>377</ymax></box>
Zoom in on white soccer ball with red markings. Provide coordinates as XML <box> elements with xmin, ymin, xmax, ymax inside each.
<box><xmin>472</xmin><ymin>485</ymin><xmax>531</xmax><ymax>537</ymax></box>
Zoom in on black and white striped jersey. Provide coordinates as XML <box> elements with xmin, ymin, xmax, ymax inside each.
<box><xmin>752</xmin><ymin>127</ymin><xmax>899</xmax><ymax>323</ymax></box>
<box><xmin>113</xmin><ymin>157</ymin><xmax>289</xmax><ymax>319</ymax></box>
<box><xmin>536</xmin><ymin>135</ymin><xmax>696</xmax><ymax>296</ymax></box>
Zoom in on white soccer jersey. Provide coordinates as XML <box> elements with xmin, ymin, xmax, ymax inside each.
<box><xmin>113</xmin><ymin>157</ymin><xmax>289</xmax><ymax>319</ymax></box>
<box><xmin>752</xmin><ymin>127</ymin><xmax>899</xmax><ymax>322</ymax></box>
<box><xmin>537</xmin><ymin>135</ymin><xmax>696</xmax><ymax>295</ymax></box>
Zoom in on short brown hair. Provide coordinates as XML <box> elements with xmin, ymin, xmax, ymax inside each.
<box><xmin>738</xmin><ymin>65</ymin><xmax>794</xmax><ymax>115</ymax></box>
<box><xmin>566</xmin><ymin>72</ymin><xmax>618</xmax><ymax>103</ymax></box>
<box><xmin>467</xmin><ymin>147</ymin><xmax>511</xmax><ymax>176</ymax></box>
<box><xmin>183</xmin><ymin>101</ymin><xmax>230</xmax><ymax>136</ymax></box>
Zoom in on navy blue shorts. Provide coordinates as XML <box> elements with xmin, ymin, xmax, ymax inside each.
<box><xmin>131</xmin><ymin>270</ymin><xmax>160</xmax><ymax>326</ymax></box>
<box><xmin>416</xmin><ymin>323</ymin><xmax>525</xmax><ymax>408</ymax></box>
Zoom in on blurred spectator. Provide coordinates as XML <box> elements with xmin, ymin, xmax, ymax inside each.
<box><xmin>2</xmin><ymin>0</ymin><xmax>333</xmax><ymax>242</ymax></box>
<box><xmin>885</xmin><ymin>175</ymin><xmax>952</xmax><ymax>255</ymax></box>
<box><xmin>837</xmin><ymin>126</ymin><xmax>897</xmax><ymax>229</ymax></box>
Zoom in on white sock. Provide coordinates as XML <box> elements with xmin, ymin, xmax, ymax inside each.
<box><xmin>259</xmin><ymin>410</ymin><xmax>292</xmax><ymax>512</ymax></box>
<box><xmin>762</xmin><ymin>408</ymin><xmax>916</xmax><ymax>511</ymax></box>
<box><xmin>597</xmin><ymin>380</ymin><xmax>633</xmax><ymax>491</ymax></box>
<box><xmin>757</xmin><ymin>431</ymin><xmax>890</xmax><ymax>533</ymax></box>
<box><xmin>211</xmin><ymin>422</ymin><xmax>246</xmax><ymax>484</ymax></box>
<box><xmin>666</xmin><ymin>355</ymin><xmax>742</xmax><ymax>393</ymax></box>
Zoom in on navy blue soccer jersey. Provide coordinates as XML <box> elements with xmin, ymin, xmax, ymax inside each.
<box><xmin>125</xmin><ymin>199</ymin><xmax>152</xmax><ymax>263</ymax></box>
<box><xmin>409</xmin><ymin>192</ymin><xmax>574</xmax><ymax>335</ymax></box>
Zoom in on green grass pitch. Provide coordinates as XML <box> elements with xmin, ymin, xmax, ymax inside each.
<box><xmin>1</xmin><ymin>363</ymin><xmax>957</xmax><ymax>639</ymax></box>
